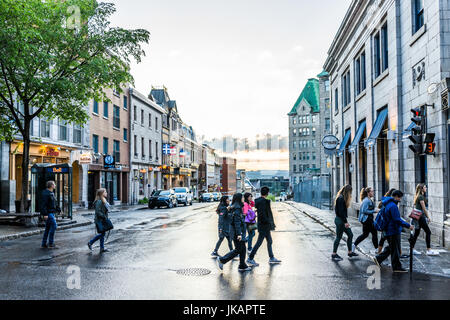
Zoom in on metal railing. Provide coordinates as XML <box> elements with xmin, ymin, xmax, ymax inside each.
<box><xmin>293</xmin><ymin>175</ymin><xmax>332</xmax><ymax>209</ymax></box>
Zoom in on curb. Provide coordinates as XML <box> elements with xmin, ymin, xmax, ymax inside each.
<box><xmin>0</xmin><ymin>221</ymin><xmax>92</xmax><ymax>242</ymax></box>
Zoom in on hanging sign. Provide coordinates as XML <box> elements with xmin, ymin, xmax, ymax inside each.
<box><xmin>322</xmin><ymin>135</ymin><xmax>340</xmax><ymax>150</ymax></box>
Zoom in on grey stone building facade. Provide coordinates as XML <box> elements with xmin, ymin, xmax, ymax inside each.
<box><xmin>324</xmin><ymin>0</ymin><xmax>450</xmax><ymax>246</ymax></box>
<box><xmin>129</xmin><ymin>88</ymin><xmax>164</xmax><ymax>203</ymax></box>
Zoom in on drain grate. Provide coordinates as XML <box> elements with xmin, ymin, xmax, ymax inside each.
<box><xmin>175</xmin><ymin>268</ymin><xmax>211</xmax><ymax>276</ymax></box>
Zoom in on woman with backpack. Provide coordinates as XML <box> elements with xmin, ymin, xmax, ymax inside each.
<box><xmin>332</xmin><ymin>185</ymin><xmax>358</xmax><ymax>261</ymax></box>
<box><xmin>352</xmin><ymin>187</ymin><xmax>379</xmax><ymax>254</ymax></box>
<box><xmin>215</xmin><ymin>193</ymin><xmax>252</xmax><ymax>272</ymax></box>
<box><xmin>87</xmin><ymin>188</ymin><xmax>112</xmax><ymax>253</ymax></box>
<box><xmin>409</xmin><ymin>184</ymin><xmax>439</xmax><ymax>256</ymax></box>
<box><xmin>211</xmin><ymin>196</ymin><xmax>233</xmax><ymax>257</ymax></box>
<box><xmin>243</xmin><ymin>193</ymin><xmax>257</xmax><ymax>254</ymax></box>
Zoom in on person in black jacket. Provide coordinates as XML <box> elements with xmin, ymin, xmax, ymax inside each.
<box><xmin>40</xmin><ymin>181</ymin><xmax>60</xmax><ymax>249</ymax></box>
<box><xmin>215</xmin><ymin>193</ymin><xmax>252</xmax><ymax>272</ymax></box>
<box><xmin>211</xmin><ymin>196</ymin><xmax>233</xmax><ymax>257</ymax></box>
<box><xmin>246</xmin><ymin>187</ymin><xmax>281</xmax><ymax>266</ymax></box>
<box><xmin>332</xmin><ymin>185</ymin><xmax>358</xmax><ymax>261</ymax></box>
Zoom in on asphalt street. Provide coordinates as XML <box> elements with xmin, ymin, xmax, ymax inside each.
<box><xmin>0</xmin><ymin>202</ymin><xmax>449</xmax><ymax>300</ymax></box>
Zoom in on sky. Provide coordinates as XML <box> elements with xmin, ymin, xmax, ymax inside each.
<box><xmin>109</xmin><ymin>0</ymin><xmax>351</xmax><ymax>140</ymax></box>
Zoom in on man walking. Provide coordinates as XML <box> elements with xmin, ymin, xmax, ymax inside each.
<box><xmin>40</xmin><ymin>181</ymin><xmax>59</xmax><ymax>249</ymax></box>
<box><xmin>374</xmin><ymin>190</ymin><xmax>413</xmax><ymax>272</ymax></box>
<box><xmin>246</xmin><ymin>187</ymin><xmax>281</xmax><ymax>266</ymax></box>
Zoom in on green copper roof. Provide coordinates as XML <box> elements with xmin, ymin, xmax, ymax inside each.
<box><xmin>317</xmin><ymin>70</ymin><xmax>329</xmax><ymax>78</ymax></box>
<box><xmin>288</xmin><ymin>78</ymin><xmax>320</xmax><ymax>115</ymax></box>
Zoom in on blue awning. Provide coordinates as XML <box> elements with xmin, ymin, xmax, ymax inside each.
<box><xmin>349</xmin><ymin>121</ymin><xmax>366</xmax><ymax>152</ymax></box>
<box><xmin>402</xmin><ymin>122</ymin><xmax>415</xmax><ymax>140</ymax></box>
<box><xmin>337</xmin><ymin>130</ymin><xmax>351</xmax><ymax>157</ymax></box>
<box><xmin>365</xmin><ymin>108</ymin><xmax>388</xmax><ymax>148</ymax></box>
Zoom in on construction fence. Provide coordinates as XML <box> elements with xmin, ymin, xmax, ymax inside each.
<box><xmin>293</xmin><ymin>175</ymin><xmax>332</xmax><ymax>210</ymax></box>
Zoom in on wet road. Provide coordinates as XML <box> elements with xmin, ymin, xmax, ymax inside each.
<box><xmin>0</xmin><ymin>201</ymin><xmax>449</xmax><ymax>300</ymax></box>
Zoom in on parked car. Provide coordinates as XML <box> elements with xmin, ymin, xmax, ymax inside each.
<box><xmin>174</xmin><ymin>187</ymin><xmax>193</xmax><ymax>206</ymax></box>
<box><xmin>148</xmin><ymin>189</ymin><xmax>178</xmax><ymax>209</ymax></box>
<box><xmin>279</xmin><ymin>192</ymin><xmax>287</xmax><ymax>201</ymax></box>
<box><xmin>211</xmin><ymin>192</ymin><xmax>222</xmax><ymax>201</ymax></box>
<box><xmin>200</xmin><ymin>193</ymin><xmax>213</xmax><ymax>202</ymax></box>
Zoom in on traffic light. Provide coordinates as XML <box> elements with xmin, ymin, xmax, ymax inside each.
<box><xmin>424</xmin><ymin>133</ymin><xmax>436</xmax><ymax>155</ymax></box>
<box><xmin>409</xmin><ymin>107</ymin><xmax>425</xmax><ymax>155</ymax></box>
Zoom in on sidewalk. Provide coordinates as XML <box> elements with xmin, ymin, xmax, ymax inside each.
<box><xmin>0</xmin><ymin>203</ymin><xmax>148</xmax><ymax>242</ymax></box>
<box><xmin>287</xmin><ymin>201</ymin><xmax>450</xmax><ymax>278</ymax></box>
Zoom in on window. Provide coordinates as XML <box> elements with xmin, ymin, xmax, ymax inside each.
<box><xmin>293</xmin><ymin>129</ymin><xmax>297</xmax><ymax>136</ymax></box>
<box><xmin>325</xmin><ymin>118</ymin><xmax>331</xmax><ymax>132</ymax></box>
<box><xmin>335</xmin><ymin>88</ymin><xmax>339</xmax><ymax>112</ymax></box>
<box><xmin>312</xmin><ymin>140</ymin><xmax>316</xmax><ymax>148</ymax></box>
<box><xmin>293</xmin><ymin>117</ymin><xmax>297</xmax><ymax>125</ymax></box>
<box><xmin>156</xmin><ymin>142</ymin><xmax>159</xmax><ymax>160</ymax></box>
<box><xmin>312</xmin><ymin>152</ymin><xmax>316</xmax><ymax>160</ymax></box>
<box><xmin>374</xmin><ymin>23</ymin><xmax>388</xmax><ymax>78</ymax></box>
<box><xmin>113</xmin><ymin>105</ymin><xmax>120</xmax><ymax>129</ymax></box>
<box><xmin>312</xmin><ymin>127</ymin><xmax>316</xmax><ymax>136</ymax></box>
<box><xmin>293</xmin><ymin>141</ymin><xmax>296</xmax><ymax>149</ymax></box>
<box><xmin>141</xmin><ymin>137</ymin><xmax>145</xmax><ymax>157</ymax></box>
<box><xmin>93</xmin><ymin>135</ymin><xmax>99</xmax><ymax>153</ymax></box>
<box><xmin>113</xmin><ymin>140</ymin><xmax>120</xmax><ymax>162</ymax></box>
<box><xmin>307</xmin><ymin>153</ymin><xmax>310</xmax><ymax>161</ymax></box>
<box><xmin>134</xmin><ymin>105</ymin><xmax>137</xmax><ymax>122</ymax></box>
<box><xmin>40</xmin><ymin>119</ymin><xmax>50</xmax><ymax>138</ymax></box>
<box><xmin>103</xmin><ymin>102</ymin><xmax>108</xmax><ymax>118</ymax></box>
<box><xmin>93</xmin><ymin>100</ymin><xmax>99</xmax><ymax>114</ymax></box>
<box><xmin>59</xmin><ymin>120</ymin><xmax>67</xmax><ymax>141</ymax></box>
<box><xmin>155</xmin><ymin>117</ymin><xmax>159</xmax><ymax>131</ymax></box>
<box><xmin>123</xmin><ymin>96</ymin><xmax>128</xmax><ymax>110</ymax></box>
<box><xmin>123</xmin><ymin>128</ymin><xmax>128</xmax><ymax>142</ymax></box>
<box><xmin>149</xmin><ymin>140</ymin><xmax>152</xmax><ymax>158</ymax></box>
<box><xmin>355</xmin><ymin>51</ymin><xmax>366</xmax><ymax>95</ymax></box>
<box><xmin>293</xmin><ymin>165</ymin><xmax>297</xmax><ymax>173</ymax></box>
<box><xmin>134</xmin><ymin>135</ymin><xmax>138</xmax><ymax>156</ymax></box>
<box><xmin>413</xmin><ymin>0</ymin><xmax>424</xmax><ymax>33</ymax></box>
<box><xmin>141</xmin><ymin>110</ymin><xmax>144</xmax><ymax>125</ymax></box>
<box><xmin>103</xmin><ymin>137</ymin><xmax>109</xmax><ymax>154</ymax></box>
<box><xmin>342</xmin><ymin>69</ymin><xmax>351</xmax><ymax>107</ymax></box>
<box><xmin>73</xmin><ymin>124</ymin><xmax>82</xmax><ymax>144</ymax></box>
<box><xmin>149</xmin><ymin>113</ymin><xmax>152</xmax><ymax>128</ymax></box>
<box><xmin>293</xmin><ymin>153</ymin><xmax>297</xmax><ymax>161</ymax></box>
<box><xmin>325</xmin><ymin>80</ymin><xmax>330</xmax><ymax>92</ymax></box>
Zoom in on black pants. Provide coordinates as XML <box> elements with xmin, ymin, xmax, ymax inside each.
<box><xmin>354</xmin><ymin>216</ymin><xmax>378</xmax><ymax>249</ymax></box>
<box><xmin>220</xmin><ymin>238</ymin><xmax>247</xmax><ymax>269</ymax></box>
<box><xmin>378</xmin><ymin>235</ymin><xmax>386</xmax><ymax>247</ymax></box>
<box><xmin>214</xmin><ymin>232</ymin><xmax>233</xmax><ymax>252</ymax></box>
<box><xmin>377</xmin><ymin>234</ymin><xmax>402</xmax><ymax>270</ymax></box>
<box><xmin>249</xmin><ymin>227</ymin><xmax>274</xmax><ymax>260</ymax></box>
<box><xmin>410</xmin><ymin>216</ymin><xmax>431</xmax><ymax>249</ymax></box>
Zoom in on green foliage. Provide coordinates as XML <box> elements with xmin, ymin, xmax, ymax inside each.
<box><xmin>138</xmin><ymin>197</ymin><xmax>149</xmax><ymax>205</ymax></box>
<box><xmin>0</xmin><ymin>0</ymin><xmax>150</xmax><ymax>139</ymax></box>
<box><xmin>266</xmin><ymin>194</ymin><xmax>276</xmax><ymax>202</ymax></box>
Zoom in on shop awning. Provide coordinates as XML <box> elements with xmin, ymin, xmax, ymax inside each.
<box><xmin>349</xmin><ymin>121</ymin><xmax>366</xmax><ymax>152</ymax></box>
<box><xmin>365</xmin><ymin>108</ymin><xmax>388</xmax><ymax>148</ymax></box>
<box><xmin>337</xmin><ymin>130</ymin><xmax>351</xmax><ymax>157</ymax></box>
<box><xmin>402</xmin><ymin>122</ymin><xmax>415</xmax><ymax>140</ymax></box>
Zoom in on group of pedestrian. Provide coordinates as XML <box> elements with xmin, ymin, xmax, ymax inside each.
<box><xmin>332</xmin><ymin>183</ymin><xmax>439</xmax><ymax>273</ymax></box>
<box><xmin>212</xmin><ymin>187</ymin><xmax>281</xmax><ymax>273</ymax></box>
<box><xmin>40</xmin><ymin>180</ymin><xmax>113</xmax><ymax>253</ymax></box>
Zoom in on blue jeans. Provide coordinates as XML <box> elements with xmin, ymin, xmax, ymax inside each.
<box><xmin>89</xmin><ymin>232</ymin><xmax>105</xmax><ymax>249</ymax></box>
<box><xmin>42</xmin><ymin>213</ymin><xmax>57</xmax><ymax>246</ymax></box>
<box><xmin>246</xmin><ymin>225</ymin><xmax>256</xmax><ymax>251</ymax></box>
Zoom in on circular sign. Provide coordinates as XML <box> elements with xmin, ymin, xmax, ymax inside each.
<box><xmin>105</xmin><ymin>155</ymin><xmax>114</xmax><ymax>165</ymax></box>
<box><xmin>322</xmin><ymin>135</ymin><xmax>340</xmax><ymax>150</ymax></box>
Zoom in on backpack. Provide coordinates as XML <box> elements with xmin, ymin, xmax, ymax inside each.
<box><xmin>373</xmin><ymin>205</ymin><xmax>389</xmax><ymax>231</ymax></box>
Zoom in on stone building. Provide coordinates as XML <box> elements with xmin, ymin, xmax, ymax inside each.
<box><xmin>129</xmin><ymin>88</ymin><xmax>164</xmax><ymax>203</ymax></box>
<box><xmin>324</xmin><ymin>0</ymin><xmax>450</xmax><ymax>246</ymax></box>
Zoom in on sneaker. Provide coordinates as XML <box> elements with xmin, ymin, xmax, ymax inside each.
<box><xmin>215</xmin><ymin>257</ymin><xmax>223</xmax><ymax>271</ymax></box>
<box><xmin>246</xmin><ymin>259</ymin><xmax>259</xmax><ymax>267</ymax></box>
<box><xmin>372</xmin><ymin>256</ymin><xmax>381</xmax><ymax>268</ymax></box>
<box><xmin>400</xmin><ymin>254</ymin><xmax>410</xmax><ymax>259</ymax></box>
<box><xmin>41</xmin><ymin>244</ymin><xmax>48</xmax><ymax>249</ymax></box>
<box><xmin>247</xmin><ymin>249</ymin><xmax>253</xmax><ymax>255</ymax></box>
<box><xmin>352</xmin><ymin>243</ymin><xmax>356</xmax><ymax>252</ymax></box>
<box><xmin>393</xmin><ymin>268</ymin><xmax>408</xmax><ymax>273</ymax></box>
<box><xmin>211</xmin><ymin>251</ymin><xmax>219</xmax><ymax>257</ymax></box>
<box><xmin>87</xmin><ymin>242</ymin><xmax>93</xmax><ymax>251</ymax></box>
<box><xmin>100</xmin><ymin>248</ymin><xmax>109</xmax><ymax>253</ymax></box>
<box><xmin>331</xmin><ymin>254</ymin><xmax>343</xmax><ymax>262</ymax></box>
<box><xmin>48</xmin><ymin>244</ymin><xmax>59</xmax><ymax>249</ymax></box>
<box><xmin>269</xmin><ymin>257</ymin><xmax>282</xmax><ymax>264</ymax></box>
<box><xmin>413</xmin><ymin>249</ymin><xmax>421</xmax><ymax>255</ymax></box>
<box><xmin>348</xmin><ymin>252</ymin><xmax>359</xmax><ymax>258</ymax></box>
<box><xmin>238</xmin><ymin>266</ymin><xmax>252</xmax><ymax>272</ymax></box>
<box><xmin>370</xmin><ymin>249</ymin><xmax>379</xmax><ymax>255</ymax></box>
<box><xmin>426</xmin><ymin>250</ymin><xmax>439</xmax><ymax>256</ymax></box>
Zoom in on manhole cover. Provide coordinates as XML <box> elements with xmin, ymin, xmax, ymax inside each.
<box><xmin>175</xmin><ymin>268</ymin><xmax>211</xmax><ymax>276</ymax></box>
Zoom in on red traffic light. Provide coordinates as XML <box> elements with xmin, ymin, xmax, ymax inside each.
<box><xmin>411</xmin><ymin>107</ymin><xmax>423</xmax><ymax>117</ymax></box>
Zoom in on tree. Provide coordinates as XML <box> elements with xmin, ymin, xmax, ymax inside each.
<box><xmin>0</xmin><ymin>0</ymin><xmax>150</xmax><ymax>212</ymax></box>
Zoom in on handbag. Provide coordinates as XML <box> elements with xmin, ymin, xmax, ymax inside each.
<box><xmin>409</xmin><ymin>208</ymin><xmax>423</xmax><ymax>221</ymax></box>
<box><xmin>96</xmin><ymin>218</ymin><xmax>114</xmax><ymax>233</ymax></box>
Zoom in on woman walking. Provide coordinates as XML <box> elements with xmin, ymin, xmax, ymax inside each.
<box><xmin>87</xmin><ymin>188</ymin><xmax>111</xmax><ymax>253</ymax></box>
<box><xmin>332</xmin><ymin>185</ymin><xmax>358</xmax><ymax>261</ymax></box>
<box><xmin>353</xmin><ymin>187</ymin><xmax>378</xmax><ymax>254</ymax></box>
<box><xmin>243</xmin><ymin>193</ymin><xmax>257</xmax><ymax>254</ymax></box>
<box><xmin>409</xmin><ymin>184</ymin><xmax>439</xmax><ymax>256</ymax></box>
<box><xmin>215</xmin><ymin>193</ymin><xmax>252</xmax><ymax>272</ymax></box>
<box><xmin>211</xmin><ymin>196</ymin><xmax>233</xmax><ymax>257</ymax></box>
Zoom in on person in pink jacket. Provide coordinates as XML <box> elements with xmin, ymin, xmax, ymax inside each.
<box><xmin>243</xmin><ymin>193</ymin><xmax>257</xmax><ymax>254</ymax></box>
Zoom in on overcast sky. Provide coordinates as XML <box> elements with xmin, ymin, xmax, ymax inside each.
<box><xmin>109</xmin><ymin>0</ymin><xmax>351</xmax><ymax>139</ymax></box>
